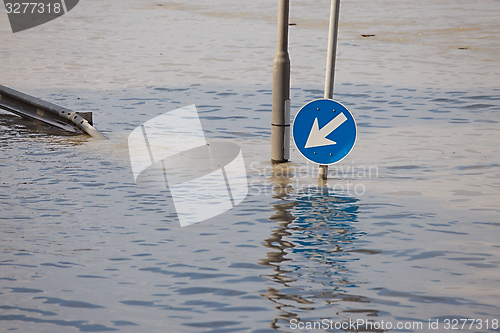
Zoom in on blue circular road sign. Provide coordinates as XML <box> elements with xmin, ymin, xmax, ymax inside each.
<box><xmin>292</xmin><ymin>99</ymin><xmax>357</xmax><ymax>165</ymax></box>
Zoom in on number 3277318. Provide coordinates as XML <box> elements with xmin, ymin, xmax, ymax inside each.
<box><xmin>5</xmin><ymin>2</ymin><xmax>62</xmax><ymax>14</ymax></box>
<box><xmin>443</xmin><ymin>319</ymin><xmax>498</xmax><ymax>330</ymax></box>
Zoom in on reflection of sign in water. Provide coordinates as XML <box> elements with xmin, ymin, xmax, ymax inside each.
<box><xmin>293</xmin><ymin>99</ymin><xmax>357</xmax><ymax>165</ymax></box>
<box><xmin>128</xmin><ymin>105</ymin><xmax>248</xmax><ymax>227</ymax></box>
<box><xmin>4</xmin><ymin>0</ymin><xmax>80</xmax><ymax>33</ymax></box>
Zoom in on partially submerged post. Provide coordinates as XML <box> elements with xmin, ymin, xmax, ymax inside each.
<box><xmin>271</xmin><ymin>0</ymin><xmax>291</xmax><ymax>164</ymax></box>
<box><xmin>0</xmin><ymin>84</ymin><xmax>107</xmax><ymax>139</ymax></box>
<box><xmin>320</xmin><ymin>0</ymin><xmax>341</xmax><ymax>180</ymax></box>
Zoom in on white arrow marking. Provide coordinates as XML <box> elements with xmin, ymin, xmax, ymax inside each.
<box><xmin>305</xmin><ymin>112</ymin><xmax>347</xmax><ymax>148</ymax></box>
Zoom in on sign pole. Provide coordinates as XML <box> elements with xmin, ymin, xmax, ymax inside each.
<box><xmin>271</xmin><ymin>0</ymin><xmax>291</xmax><ymax>164</ymax></box>
<box><xmin>320</xmin><ymin>0</ymin><xmax>341</xmax><ymax>180</ymax></box>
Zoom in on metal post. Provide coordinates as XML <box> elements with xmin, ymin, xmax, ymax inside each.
<box><xmin>325</xmin><ymin>0</ymin><xmax>341</xmax><ymax>100</ymax></box>
<box><xmin>271</xmin><ymin>0</ymin><xmax>291</xmax><ymax>164</ymax></box>
<box><xmin>320</xmin><ymin>0</ymin><xmax>341</xmax><ymax>180</ymax></box>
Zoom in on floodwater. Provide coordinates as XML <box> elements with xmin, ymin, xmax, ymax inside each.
<box><xmin>1</xmin><ymin>0</ymin><xmax>500</xmax><ymax>332</ymax></box>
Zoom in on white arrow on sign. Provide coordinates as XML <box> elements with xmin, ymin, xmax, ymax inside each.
<box><xmin>305</xmin><ymin>112</ymin><xmax>347</xmax><ymax>148</ymax></box>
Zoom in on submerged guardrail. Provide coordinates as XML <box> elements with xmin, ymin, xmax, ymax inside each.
<box><xmin>0</xmin><ymin>84</ymin><xmax>107</xmax><ymax>140</ymax></box>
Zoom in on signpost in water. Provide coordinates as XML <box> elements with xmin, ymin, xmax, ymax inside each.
<box><xmin>320</xmin><ymin>0</ymin><xmax>342</xmax><ymax>180</ymax></box>
<box><xmin>292</xmin><ymin>0</ymin><xmax>356</xmax><ymax>180</ymax></box>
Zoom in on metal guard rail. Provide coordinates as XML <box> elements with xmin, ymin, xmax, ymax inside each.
<box><xmin>0</xmin><ymin>84</ymin><xmax>107</xmax><ymax>140</ymax></box>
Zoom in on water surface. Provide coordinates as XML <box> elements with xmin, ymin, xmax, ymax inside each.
<box><xmin>1</xmin><ymin>0</ymin><xmax>499</xmax><ymax>332</ymax></box>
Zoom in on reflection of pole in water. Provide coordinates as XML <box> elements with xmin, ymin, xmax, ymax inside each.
<box><xmin>260</xmin><ymin>165</ymin><xmax>296</xmax><ymax>283</ymax></box>
<box><xmin>258</xmin><ymin>164</ymin><xmax>372</xmax><ymax>329</ymax></box>
<box><xmin>259</xmin><ymin>164</ymin><xmax>307</xmax><ymax>328</ymax></box>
